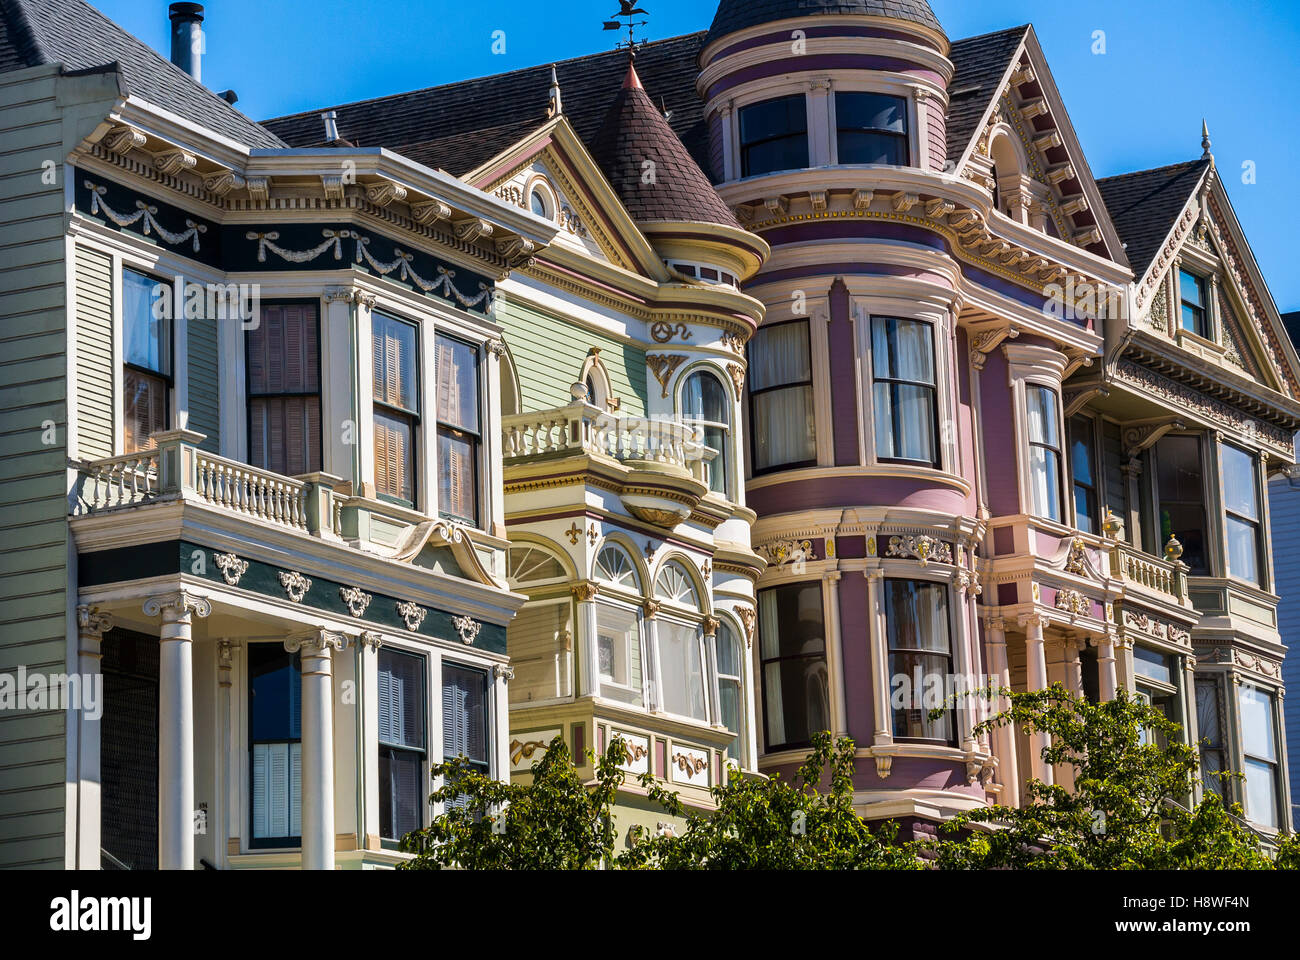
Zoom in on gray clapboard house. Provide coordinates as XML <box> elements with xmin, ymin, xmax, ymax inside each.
<box><xmin>0</xmin><ymin>0</ymin><xmax>555</xmax><ymax>869</ymax></box>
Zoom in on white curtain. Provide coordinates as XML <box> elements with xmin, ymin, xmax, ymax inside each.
<box><xmin>751</xmin><ymin>322</ymin><xmax>816</xmax><ymax>470</ymax></box>
<box><xmin>658</xmin><ymin>621</ymin><xmax>707</xmax><ymax>720</ymax></box>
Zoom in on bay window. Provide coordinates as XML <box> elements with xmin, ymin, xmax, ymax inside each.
<box><xmin>372</xmin><ymin>313</ymin><xmax>420</xmax><ymax>507</ymax></box>
<box><xmin>884</xmin><ymin>579</ymin><xmax>954</xmax><ymax>743</ymax></box>
<box><xmin>1221</xmin><ymin>443</ymin><xmax>1262</xmax><ymax>585</ymax></box>
<box><xmin>653</xmin><ymin>562</ymin><xmax>707</xmax><ymax>721</ymax></box>
<box><xmin>757</xmin><ymin>582</ymin><xmax>829</xmax><ymax>750</ymax></box>
<box><xmin>435</xmin><ymin>334</ymin><xmax>480</xmax><ymax>525</ymax></box>
<box><xmin>683</xmin><ymin>370</ymin><xmax>732</xmax><ymax>496</ymax></box>
<box><xmin>1195</xmin><ymin>678</ymin><xmax>1227</xmax><ymax>799</ymax></box>
<box><xmin>595</xmin><ymin>544</ymin><xmax>644</xmax><ymax>704</ymax></box>
<box><xmin>836</xmin><ymin>92</ymin><xmax>909</xmax><ymax>165</ymax></box>
<box><xmin>1069</xmin><ymin>415</ymin><xmax>1098</xmax><ymax>534</ymax></box>
<box><xmin>1026</xmin><ymin>385</ymin><xmax>1063</xmax><ymax>522</ymax></box>
<box><xmin>1154</xmin><ymin>434</ymin><xmax>1208</xmax><ymax>573</ymax></box>
<box><xmin>871</xmin><ymin>316</ymin><xmax>938</xmax><ymax>466</ymax></box>
<box><xmin>247</xmin><ymin>302</ymin><xmax>321</xmax><ymax>476</ymax></box>
<box><xmin>739</xmin><ymin>94</ymin><xmax>809</xmax><ymax>177</ymax></box>
<box><xmin>378</xmin><ymin>648</ymin><xmax>426</xmax><ymax>842</ymax></box>
<box><xmin>716</xmin><ymin>619</ymin><xmax>744</xmax><ymax>762</ymax></box>
<box><xmin>1132</xmin><ymin>647</ymin><xmax>1176</xmax><ymax>749</ymax></box>
<box><xmin>249</xmin><ymin>644</ymin><xmax>301</xmax><ymax>847</ymax></box>
<box><xmin>1239</xmin><ymin>685</ymin><xmax>1280</xmax><ymax>829</ymax></box>
<box><xmin>123</xmin><ymin>268</ymin><xmax>171</xmax><ymax>452</ymax></box>
<box><xmin>1179</xmin><ymin>269</ymin><xmax>1208</xmax><ymax>338</ymax></box>
<box><xmin>748</xmin><ymin>320</ymin><xmax>816</xmax><ymax>473</ymax></box>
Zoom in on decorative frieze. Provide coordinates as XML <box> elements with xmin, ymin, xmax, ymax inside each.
<box><xmin>278</xmin><ymin>571</ymin><xmax>312</xmax><ymax>603</ymax></box>
<box><xmin>451</xmin><ymin>614</ymin><xmax>482</xmax><ymax>645</ymax></box>
<box><xmin>395</xmin><ymin>600</ymin><xmax>427</xmax><ymax>632</ymax></box>
<box><xmin>339</xmin><ymin>586</ymin><xmax>373</xmax><ymax>618</ymax></box>
<box><xmin>1054</xmin><ymin>588</ymin><xmax>1090</xmax><ymax>616</ymax></box>
<box><xmin>213</xmin><ymin>552</ymin><xmax>248</xmax><ymax>586</ymax></box>
<box><xmin>886</xmin><ymin>535</ymin><xmax>953</xmax><ymax>567</ymax></box>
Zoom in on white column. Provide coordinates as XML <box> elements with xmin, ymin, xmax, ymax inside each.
<box><xmin>286</xmin><ymin>629</ymin><xmax>346</xmax><ymax>870</ymax></box>
<box><xmin>702</xmin><ymin>616</ymin><xmax>723</xmax><ymax>728</ymax></box>
<box><xmin>75</xmin><ymin>605</ymin><xmax>113</xmax><ymax>869</ymax></box>
<box><xmin>144</xmin><ymin>590</ymin><xmax>211</xmax><ymax>870</ymax></box>
<box><xmin>644</xmin><ymin>600</ymin><xmax>663</xmax><ymax>712</ymax></box>
<box><xmin>573</xmin><ymin>583</ymin><xmax>601</xmax><ymax>698</ymax></box>
<box><xmin>1097</xmin><ymin>637</ymin><xmax>1118</xmax><ymax>701</ymax></box>
<box><xmin>984</xmin><ymin>618</ymin><xmax>1019</xmax><ymax>808</ymax></box>
<box><xmin>357</xmin><ymin>632</ymin><xmax>383</xmax><ymax>853</ymax></box>
<box><xmin>215</xmin><ymin>639</ymin><xmax>234</xmax><ymax>866</ymax></box>
<box><xmin>485</xmin><ymin>340</ymin><xmax>508</xmax><ymax>538</ymax></box>
<box><xmin>823</xmin><ymin>574</ymin><xmax>848</xmax><ymax>737</ymax></box>
<box><xmin>866</xmin><ymin>569</ymin><xmax>891</xmax><ymax>747</ymax></box>
<box><xmin>807</xmin><ymin>81</ymin><xmax>832</xmax><ymax>165</ymax></box>
<box><xmin>1020</xmin><ymin>614</ymin><xmax>1053</xmax><ymax>787</ymax></box>
<box><xmin>719</xmin><ymin>102</ymin><xmax>736</xmax><ymax>182</ymax></box>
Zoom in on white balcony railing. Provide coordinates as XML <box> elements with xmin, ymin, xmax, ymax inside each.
<box><xmin>1110</xmin><ymin>542</ymin><xmax>1191</xmax><ymax>607</ymax></box>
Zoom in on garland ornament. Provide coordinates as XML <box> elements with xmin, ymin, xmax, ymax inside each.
<box><xmin>85</xmin><ymin>181</ymin><xmax>207</xmax><ymax>252</ymax></box>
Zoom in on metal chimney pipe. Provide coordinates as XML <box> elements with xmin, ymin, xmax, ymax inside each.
<box><xmin>168</xmin><ymin>3</ymin><xmax>205</xmax><ymax>82</ymax></box>
<box><xmin>321</xmin><ymin>111</ymin><xmax>339</xmax><ymax>142</ymax></box>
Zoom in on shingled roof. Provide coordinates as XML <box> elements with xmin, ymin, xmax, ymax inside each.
<box><xmin>945</xmin><ymin>25</ymin><xmax>1029</xmax><ymax>167</ymax></box>
<box><xmin>588</xmin><ymin>60</ymin><xmax>740</xmax><ymax>229</ymax></box>
<box><xmin>1097</xmin><ymin>159</ymin><xmax>1210</xmax><ymax>279</ymax></box>
<box><xmin>264</xmin><ymin>33</ymin><xmax>712</xmax><ymax>180</ymax></box>
<box><xmin>707</xmin><ymin>0</ymin><xmax>945</xmax><ymax>45</ymax></box>
<box><xmin>0</xmin><ymin>0</ymin><xmax>283</xmax><ymax>148</ymax></box>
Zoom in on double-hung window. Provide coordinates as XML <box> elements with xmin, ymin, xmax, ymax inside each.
<box><xmin>435</xmin><ymin>335</ymin><xmax>480</xmax><ymax>525</ymax></box>
<box><xmin>884</xmin><ymin>579</ymin><xmax>954</xmax><ymax>743</ymax></box>
<box><xmin>653</xmin><ymin>562</ymin><xmax>708</xmax><ymax>721</ymax></box>
<box><xmin>716</xmin><ymin>620</ymin><xmax>744</xmax><ymax>762</ymax></box>
<box><xmin>1026</xmin><ymin>385</ymin><xmax>1063</xmax><ymax>522</ymax></box>
<box><xmin>1069</xmin><ymin>415</ymin><xmax>1098</xmax><ymax>534</ymax></box>
<box><xmin>372</xmin><ymin>313</ymin><xmax>420</xmax><ymax>506</ymax></box>
<box><xmin>836</xmin><ymin>92</ymin><xmax>909</xmax><ymax>165</ymax></box>
<box><xmin>122</xmin><ymin>269</ymin><xmax>172</xmax><ymax>452</ymax></box>
<box><xmin>1239</xmin><ymin>685</ymin><xmax>1280</xmax><ymax>829</ymax></box>
<box><xmin>871</xmin><ymin>316</ymin><xmax>938</xmax><ymax>465</ymax></box>
<box><xmin>249</xmin><ymin>644</ymin><xmax>301</xmax><ymax>847</ymax></box>
<box><xmin>441</xmin><ymin>663</ymin><xmax>490</xmax><ymax>810</ymax></box>
<box><xmin>748</xmin><ymin>321</ymin><xmax>816</xmax><ymax>472</ymax></box>
<box><xmin>1154</xmin><ymin>435</ymin><xmax>1208</xmax><ymax>573</ymax></box>
<box><xmin>738</xmin><ymin>94</ymin><xmax>809</xmax><ymax>177</ymax></box>
<box><xmin>1221</xmin><ymin>443</ymin><xmax>1262</xmax><ymax>585</ymax></box>
<box><xmin>247</xmin><ymin>302</ymin><xmax>321</xmax><ymax>476</ymax></box>
<box><xmin>683</xmin><ymin>371</ymin><xmax>732</xmax><ymax>496</ymax></box>
<box><xmin>1195</xmin><ymin>678</ymin><xmax>1227</xmax><ymax>798</ymax></box>
<box><xmin>378</xmin><ymin>648</ymin><xmax>426</xmax><ymax>842</ymax></box>
<box><xmin>1179</xmin><ymin>270</ymin><xmax>1209</xmax><ymax>338</ymax></box>
<box><xmin>757</xmin><ymin>582</ymin><xmax>829</xmax><ymax>750</ymax></box>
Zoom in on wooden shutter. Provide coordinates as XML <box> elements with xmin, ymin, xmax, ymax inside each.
<box><xmin>289</xmin><ymin>743</ymin><xmax>302</xmax><ymax>838</ymax></box>
<box><xmin>248</xmin><ymin>304</ymin><xmax>320</xmax><ymax>475</ymax></box>
<box><xmin>252</xmin><ymin>744</ymin><xmax>269</xmax><ymax>838</ymax></box>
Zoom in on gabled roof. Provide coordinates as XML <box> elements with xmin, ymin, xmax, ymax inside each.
<box><xmin>0</xmin><ymin>0</ymin><xmax>283</xmax><ymax>148</ymax></box>
<box><xmin>263</xmin><ymin>33</ymin><xmax>711</xmax><ymax>180</ymax></box>
<box><xmin>589</xmin><ymin>61</ymin><xmax>740</xmax><ymax>229</ymax></box>
<box><xmin>945</xmin><ymin>25</ymin><xmax>1029</xmax><ymax>168</ymax></box>
<box><xmin>707</xmin><ymin>0</ymin><xmax>945</xmax><ymax>45</ymax></box>
<box><xmin>1097</xmin><ymin>159</ymin><xmax>1211</xmax><ymax>280</ymax></box>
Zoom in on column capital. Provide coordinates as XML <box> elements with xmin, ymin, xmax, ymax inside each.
<box><xmin>144</xmin><ymin>590</ymin><xmax>212</xmax><ymax>621</ymax></box>
<box><xmin>356</xmin><ymin>631</ymin><xmax>384</xmax><ymax>651</ymax></box>
<box><xmin>571</xmin><ymin>581</ymin><xmax>600</xmax><ymax>603</ymax></box>
<box><xmin>642</xmin><ymin>598</ymin><xmax>661</xmax><ymax>619</ymax></box>
<box><xmin>284</xmin><ymin>629</ymin><xmax>348</xmax><ymax>657</ymax></box>
<box><xmin>1018</xmin><ymin>612</ymin><xmax>1048</xmax><ymax>634</ymax></box>
<box><xmin>701</xmin><ymin>615</ymin><xmax>720</xmax><ymax>637</ymax></box>
<box><xmin>76</xmin><ymin>604</ymin><xmax>114</xmax><ymax>636</ymax></box>
<box><xmin>982</xmin><ymin>616</ymin><xmax>1007</xmax><ymax>636</ymax></box>
<box><xmin>216</xmin><ymin>639</ymin><xmax>236</xmax><ymax>668</ymax></box>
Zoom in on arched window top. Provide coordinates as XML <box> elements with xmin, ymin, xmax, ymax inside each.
<box><xmin>682</xmin><ymin>370</ymin><xmax>730</xmax><ymax>426</ymax></box>
<box><xmin>594</xmin><ymin>543</ymin><xmax>639</xmax><ymax>592</ymax></box>
<box><xmin>654</xmin><ymin>560</ymin><xmax>699</xmax><ymax>608</ymax></box>
<box><xmin>507</xmin><ymin>543</ymin><xmax>568</xmax><ymax>587</ymax></box>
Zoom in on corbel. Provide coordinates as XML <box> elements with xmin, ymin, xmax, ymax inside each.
<box><xmin>891</xmin><ymin>191</ymin><xmax>919</xmax><ymax>212</ymax></box>
<box><xmin>454</xmin><ymin>217</ymin><xmax>494</xmax><ymax>243</ymax></box>
<box><xmin>969</xmin><ymin>323</ymin><xmax>1019</xmax><ymax>372</ymax></box>
<box><xmin>410</xmin><ymin>199</ymin><xmax>452</xmax><ymax>225</ymax></box>
<box><xmin>764</xmin><ymin>196</ymin><xmax>789</xmax><ymax>216</ymax></box>
<box><xmin>1122</xmin><ymin>417</ymin><xmax>1185</xmax><ymax>460</ymax></box>
<box><xmin>1019</xmin><ymin>98</ymin><xmax>1048</xmax><ymax>119</ymax></box>
<box><xmin>1063</xmin><ymin>385</ymin><xmax>1108</xmax><ymax>417</ymax></box>
<box><xmin>365</xmin><ymin>180</ymin><xmax>408</xmax><ymax>207</ymax></box>
<box><xmin>154</xmin><ymin>149</ymin><xmax>197</xmax><ymax>176</ymax></box>
<box><xmin>101</xmin><ymin>124</ymin><xmax>146</xmax><ymax>156</ymax></box>
<box><xmin>852</xmin><ymin>189</ymin><xmax>874</xmax><ymax>210</ymax></box>
<box><xmin>320</xmin><ymin>174</ymin><xmax>344</xmax><ymax>201</ymax></box>
<box><xmin>245</xmin><ymin>177</ymin><xmax>270</xmax><ymax>203</ymax></box>
<box><xmin>203</xmin><ymin>170</ymin><xmax>246</xmax><ymax>197</ymax></box>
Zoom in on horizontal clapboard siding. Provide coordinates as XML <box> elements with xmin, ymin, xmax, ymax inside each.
<box><xmin>0</xmin><ymin>66</ymin><xmax>73</xmax><ymax>869</ymax></box>
<box><xmin>1267</xmin><ymin>478</ymin><xmax>1300</xmax><ymax>819</ymax></box>
<box><xmin>496</xmin><ymin>297</ymin><xmax>647</xmax><ymax>416</ymax></box>
<box><xmin>187</xmin><ymin>312</ymin><xmax>220</xmax><ymax>452</ymax></box>
<box><xmin>74</xmin><ymin>247</ymin><xmax>113</xmax><ymax>459</ymax></box>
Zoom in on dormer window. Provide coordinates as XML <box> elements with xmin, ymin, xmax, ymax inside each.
<box><xmin>835</xmin><ymin>92</ymin><xmax>908</xmax><ymax>166</ymax></box>
<box><xmin>739</xmin><ymin>94</ymin><xmax>808</xmax><ymax>177</ymax></box>
<box><xmin>1179</xmin><ymin>269</ymin><xmax>1209</xmax><ymax>338</ymax></box>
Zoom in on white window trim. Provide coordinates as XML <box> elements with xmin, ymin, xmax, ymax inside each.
<box><xmin>826</xmin><ymin>78</ymin><xmax>921</xmax><ymax>170</ymax></box>
<box><xmin>1005</xmin><ymin>343</ymin><xmax>1069</xmax><ymax>523</ymax></box>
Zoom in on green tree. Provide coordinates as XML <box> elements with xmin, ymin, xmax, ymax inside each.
<box><xmin>619</xmin><ymin>732</ymin><xmax>919</xmax><ymax>870</ymax></box>
<box><xmin>927</xmin><ymin>685</ymin><xmax>1290</xmax><ymax>870</ymax></box>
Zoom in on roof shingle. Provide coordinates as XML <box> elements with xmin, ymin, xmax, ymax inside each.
<box><xmin>707</xmin><ymin>0</ymin><xmax>945</xmax><ymax>46</ymax></box>
<box><xmin>1097</xmin><ymin>159</ymin><xmax>1210</xmax><ymax>279</ymax></box>
<box><xmin>945</xmin><ymin>26</ymin><xmax>1029</xmax><ymax>167</ymax></box>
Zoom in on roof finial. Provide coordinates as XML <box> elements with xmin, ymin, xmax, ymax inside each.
<box><xmin>603</xmin><ymin>2</ymin><xmax>650</xmax><ymax>57</ymax></box>
<box><xmin>547</xmin><ymin>65</ymin><xmax>562</xmax><ymax>118</ymax></box>
<box><xmin>1201</xmin><ymin>119</ymin><xmax>1212</xmax><ymax>159</ymax></box>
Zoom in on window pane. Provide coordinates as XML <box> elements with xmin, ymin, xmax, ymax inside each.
<box><xmin>374</xmin><ymin>409</ymin><xmax>415</xmax><ymax>503</ymax></box>
<box><xmin>758</xmin><ymin>583</ymin><xmax>825</xmax><ymax>659</ymax></box>
<box><xmin>1240</xmin><ymin>686</ymin><xmax>1276</xmax><ymax>762</ymax></box>
<box><xmin>379</xmin><ymin>747</ymin><xmax>423</xmax><ymax>840</ymax></box>
<box><xmin>249</xmin><ymin>396</ymin><xmax>321</xmax><ymax>476</ymax></box>
<box><xmin>378</xmin><ymin>649</ymin><xmax>425</xmax><ymax>750</ymax></box>
<box><xmin>716</xmin><ymin>622</ymin><xmax>741</xmax><ymax>678</ymax></box>
<box><xmin>739</xmin><ymin>95</ymin><xmax>808</xmax><ymax>144</ymax></box>
<box><xmin>836</xmin><ymin>92</ymin><xmax>907</xmax><ymax>133</ymax></box>
<box><xmin>1156</xmin><ymin>435</ymin><xmax>1207</xmax><ymax>572</ymax></box>
<box><xmin>1243</xmin><ymin>759</ymin><xmax>1278</xmax><ymax>829</ymax></box>
<box><xmin>875</xmin><ymin>383</ymin><xmax>935</xmax><ymax>463</ymax></box>
<box><xmin>1181</xmin><ymin>304</ymin><xmax>1204</xmax><ymax>335</ymax></box>
<box><xmin>889</xmin><ymin>651</ymin><xmax>952</xmax><ymax>741</ymax></box>
<box><xmin>1226</xmin><ymin>516</ymin><xmax>1260</xmax><ymax>584</ymax></box>
<box><xmin>749</xmin><ymin>322</ymin><xmax>811</xmax><ymax>391</ymax></box>
<box><xmin>249</xmin><ymin>645</ymin><xmax>301</xmax><ymax>742</ymax></box>
<box><xmin>437</xmin><ymin>428</ymin><xmax>477</xmax><ymax>524</ymax></box>
<box><xmin>373</xmin><ymin>314</ymin><xmax>418</xmax><ymax>411</ymax></box>
<box><xmin>123</xmin><ymin>270</ymin><xmax>170</xmax><ymax>375</ymax></box>
<box><xmin>758</xmin><ymin>583</ymin><xmax>828</xmax><ymax>749</ymax></box>
<box><xmin>838</xmin><ymin>131</ymin><xmax>907</xmax><ymax>165</ymax></box>
<box><xmin>1179</xmin><ymin>270</ymin><xmax>1204</xmax><ymax>307</ymax></box>
<box><xmin>124</xmin><ymin>368</ymin><xmax>167</xmax><ymax>452</ymax></box>
<box><xmin>1026</xmin><ymin>386</ymin><xmax>1058</xmax><ymax>445</ymax></box>
<box><xmin>719</xmin><ymin>679</ymin><xmax>742</xmax><ymax>759</ymax></box>
<box><xmin>752</xmin><ymin>387</ymin><xmax>816</xmax><ymax>470</ymax></box>
<box><xmin>1132</xmin><ymin>646</ymin><xmax>1172</xmax><ymax>685</ymax></box>
<box><xmin>1221</xmin><ymin>445</ymin><xmax>1258</xmax><ymax>520</ymax></box>
<box><xmin>252</xmin><ymin>741</ymin><xmax>301</xmax><ymax>840</ymax></box>
<box><xmin>435</xmin><ymin>335</ymin><xmax>479</xmax><ymax>433</ymax></box>
<box><xmin>657</xmin><ymin>621</ymin><xmax>707</xmax><ymax>720</ymax></box>
<box><xmin>683</xmin><ymin>372</ymin><xmax>729</xmax><ymax>424</ymax></box>
<box><xmin>596</xmin><ymin>603</ymin><xmax>641</xmax><ymax>697</ymax></box>
<box><xmin>883</xmin><ymin>579</ymin><xmax>951</xmax><ymax>653</ymax></box>
<box><xmin>1029</xmin><ymin>446</ymin><xmax>1062</xmax><ymax>521</ymax></box>
<box><xmin>442</xmin><ymin>664</ymin><xmax>488</xmax><ymax>766</ymax></box>
<box><xmin>249</xmin><ymin>304</ymin><xmax>319</xmax><ymax>394</ymax></box>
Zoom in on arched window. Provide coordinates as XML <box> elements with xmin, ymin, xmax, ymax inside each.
<box><xmin>682</xmin><ymin>370</ymin><xmax>731</xmax><ymax>496</ymax></box>
<box><xmin>716</xmin><ymin>619</ymin><xmax>744</xmax><ymax>762</ymax></box>
<box><xmin>506</xmin><ymin>543</ymin><xmax>567</xmax><ymax>587</ymax></box>
<box><xmin>654</xmin><ymin>560</ymin><xmax>699</xmax><ymax>607</ymax></box>
<box><xmin>594</xmin><ymin>543</ymin><xmax>639</xmax><ymax>592</ymax></box>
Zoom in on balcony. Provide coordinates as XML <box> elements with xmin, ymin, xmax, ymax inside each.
<box><xmin>501</xmin><ymin>404</ymin><xmax>715</xmax><ymax>528</ymax></box>
<box><xmin>1110</xmin><ymin>542</ymin><xmax>1192</xmax><ymax>609</ymax></box>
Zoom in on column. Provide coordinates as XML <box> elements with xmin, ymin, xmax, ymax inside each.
<box><xmin>1020</xmin><ymin>614</ymin><xmax>1053</xmax><ymax>787</ymax></box>
<box><xmin>1064</xmin><ymin>639</ymin><xmax>1083</xmax><ymax>697</ymax></box>
<box><xmin>75</xmin><ymin>605</ymin><xmax>114</xmax><ymax>869</ymax></box>
<box><xmin>485</xmin><ymin>340</ymin><xmax>508</xmax><ymax>538</ymax></box>
<box><xmin>807</xmin><ymin>80</ymin><xmax>833</xmax><ymax>165</ymax></box>
<box><xmin>573</xmin><ymin>582</ymin><xmax>601</xmax><ymax>698</ymax></box>
<box><xmin>144</xmin><ymin>590</ymin><xmax>211</xmax><ymax>870</ymax></box>
<box><xmin>823</xmin><ymin>574</ymin><xmax>848</xmax><ymax>737</ymax></box>
<box><xmin>216</xmin><ymin>639</ymin><xmax>234</xmax><ymax>865</ymax></box>
<box><xmin>718</xmin><ymin>102</ymin><xmax>736</xmax><ymax>181</ymax></box>
<box><xmin>1097</xmin><ymin>636</ymin><xmax>1118</xmax><ymax>701</ymax></box>
<box><xmin>866</xmin><ymin>569</ymin><xmax>891</xmax><ymax>747</ymax></box>
<box><xmin>702</xmin><ymin>616</ymin><xmax>723</xmax><ymax>728</ymax></box>
<box><xmin>285</xmin><ymin>629</ymin><xmax>347</xmax><ymax>870</ymax></box>
<box><xmin>984</xmin><ymin>618</ymin><xmax>1020</xmax><ymax>808</ymax></box>
<box><xmin>356</xmin><ymin>631</ymin><xmax>383</xmax><ymax>852</ymax></box>
<box><xmin>643</xmin><ymin>599</ymin><xmax>662</xmax><ymax>712</ymax></box>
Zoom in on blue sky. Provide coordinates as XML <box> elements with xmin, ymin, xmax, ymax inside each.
<box><xmin>95</xmin><ymin>0</ymin><xmax>1300</xmax><ymax>310</ymax></box>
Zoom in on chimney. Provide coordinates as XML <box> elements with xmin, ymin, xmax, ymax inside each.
<box><xmin>321</xmin><ymin>111</ymin><xmax>339</xmax><ymax>143</ymax></box>
<box><xmin>168</xmin><ymin>3</ymin><xmax>205</xmax><ymax>82</ymax></box>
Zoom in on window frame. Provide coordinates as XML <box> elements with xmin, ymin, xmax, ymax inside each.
<box><xmin>244</xmin><ymin>299</ymin><xmax>324</xmax><ymax>478</ymax></box>
<box><xmin>714</xmin><ymin>616</ymin><xmax>746</xmax><ymax>765</ymax></box>
<box><xmin>1026</xmin><ymin>384</ymin><xmax>1065</xmax><ymax>523</ymax></box>
<box><xmin>1220</xmin><ymin>442</ymin><xmax>1263</xmax><ymax>587</ymax></box>
<box><xmin>434</xmin><ymin>332</ymin><xmax>482</xmax><ymax>527</ymax></box>
<box><xmin>869</xmin><ymin>314</ymin><xmax>940</xmax><ymax>468</ymax></box>
<box><xmin>121</xmin><ymin>267</ymin><xmax>174</xmax><ymax>453</ymax></box>
<box><xmin>756</xmin><ymin>580</ymin><xmax>830</xmax><ymax>753</ymax></box>
<box><xmin>746</xmin><ymin>318</ymin><xmax>817</xmax><ymax>475</ymax></box>
<box><xmin>377</xmin><ymin>645</ymin><xmax>428</xmax><ymax>846</ymax></box>
<box><xmin>439</xmin><ymin>659</ymin><xmax>494</xmax><ymax>811</ymax></box>
<box><xmin>1179</xmin><ymin>268</ymin><xmax>1210</xmax><ymax>339</ymax></box>
<box><xmin>738</xmin><ymin>93</ymin><xmax>810</xmax><ymax>178</ymax></box>
<box><xmin>882</xmin><ymin>577</ymin><xmax>957</xmax><ymax>746</ymax></box>
<box><xmin>246</xmin><ymin>642</ymin><xmax>302</xmax><ymax>851</ymax></box>
<box><xmin>1150</xmin><ymin>432</ymin><xmax>1211</xmax><ymax>575</ymax></box>
<box><xmin>833</xmin><ymin>90</ymin><xmax>910</xmax><ymax>167</ymax></box>
<box><xmin>1069</xmin><ymin>414</ymin><xmax>1100</xmax><ymax>534</ymax></box>
<box><xmin>1237</xmin><ymin>684</ymin><xmax>1282</xmax><ymax>830</ymax></box>
<box><xmin>371</xmin><ymin>311</ymin><xmax>423</xmax><ymax>509</ymax></box>
<box><xmin>680</xmin><ymin>367</ymin><xmax>734</xmax><ymax>498</ymax></box>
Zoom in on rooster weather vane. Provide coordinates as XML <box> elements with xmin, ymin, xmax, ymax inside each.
<box><xmin>603</xmin><ymin>2</ymin><xmax>650</xmax><ymax>55</ymax></box>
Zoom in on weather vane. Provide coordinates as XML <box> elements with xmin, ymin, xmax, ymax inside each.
<box><xmin>603</xmin><ymin>2</ymin><xmax>649</xmax><ymax>56</ymax></box>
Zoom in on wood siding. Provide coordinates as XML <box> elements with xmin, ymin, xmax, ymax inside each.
<box><xmin>187</xmin><ymin>312</ymin><xmax>221</xmax><ymax>452</ymax></box>
<box><xmin>1267</xmin><ymin>478</ymin><xmax>1300</xmax><ymax>817</ymax></box>
<box><xmin>73</xmin><ymin>247</ymin><xmax>113</xmax><ymax>459</ymax></box>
